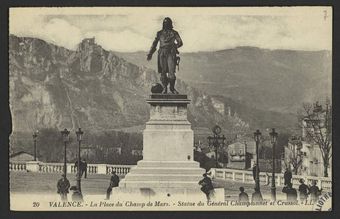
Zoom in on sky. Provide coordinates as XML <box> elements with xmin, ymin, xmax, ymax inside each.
<box><xmin>9</xmin><ymin>7</ymin><xmax>332</xmax><ymax>52</ymax></box>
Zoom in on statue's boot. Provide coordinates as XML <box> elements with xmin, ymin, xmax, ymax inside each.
<box><xmin>161</xmin><ymin>75</ymin><xmax>168</xmax><ymax>94</ymax></box>
<box><xmin>169</xmin><ymin>78</ymin><xmax>179</xmax><ymax>94</ymax></box>
<box><xmin>162</xmin><ymin>83</ymin><xmax>168</xmax><ymax>94</ymax></box>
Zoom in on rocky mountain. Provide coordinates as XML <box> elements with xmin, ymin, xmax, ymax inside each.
<box><xmin>115</xmin><ymin>47</ymin><xmax>331</xmax><ymax>114</ymax></box>
<box><xmin>11</xmin><ymin>35</ymin><xmax>292</xmax><ymax>136</ymax></box>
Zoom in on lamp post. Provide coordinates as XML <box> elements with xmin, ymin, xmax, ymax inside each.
<box><xmin>76</xmin><ymin>128</ymin><xmax>84</xmax><ymax>192</ymax></box>
<box><xmin>269</xmin><ymin>128</ymin><xmax>278</xmax><ymax>201</ymax></box>
<box><xmin>61</xmin><ymin>128</ymin><xmax>70</xmax><ymax>177</ymax></box>
<box><xmin>244</xmin><ymin>140</ymin><xmax>248</xmax><ymax>169</ymax></box>
<box><xmin>253</xmin><ymin>129</ymin><xmax>262</xmax><ymax>192</ymax></box>
<box><xmin>32</xmin><ymin>130</ymin><xmax>39</xmax><ymax>161</ymax></box>
<box><xmin>207</xmin><ymin>125</ymin><xmax>226</xmax><ymax>168</ymax></box>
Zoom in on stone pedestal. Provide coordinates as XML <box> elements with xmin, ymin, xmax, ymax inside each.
<box><xmin>118</xmin><ymin>94</ymin><xmax>223</xmax><ymax>201</ymax></box>
<box><xmin>26</xmin><ymin>161</ymin><xmax>40</xmax><ymax>172</ymax></box>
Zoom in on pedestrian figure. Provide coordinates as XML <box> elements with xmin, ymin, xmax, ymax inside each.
<box><xmin>309</xmin><ymin>180</ymin><xmax>322</xmax><ymax>203</ymax></box>
<box><xmin>198</xmin><ymin>173</ymin><xmax>214</xmax><ymax>201</ymax></box>
<box><xmin>238</xmin><ymin>187</ymin><xmax>249</xmax><ymax>202</ymax></box>
<box><xmin>282</xmin><ymin>182</ymin><xmax>298</xmax><ymax>202</ymax></box>
<box><xmin>70</xmin><ymin>185</ymin><xmax>83</xmax><ymax>202</ymax></box>
<box><xmin>57</xmin><ymin>174</ymin><xmax>70</xmax><ymax>201</ymax></box>
<box><xmin>147</xmin><ymin>17</ymin><xmax>183</xmax><ymax>94</ymax></box>
<box><xmin>251</xmin><ymin>187</ymin><xmax>263</xmax><ymax>202</ymax></box>
<box><xmin>105</xmin><ymin>170</ymin><xmax>120</xmax><ymax>200</ymax></box>
<box><xmin>284</xmin><ymin>168</ymin><xmax>292</xmax><ymax>186</ymax></box>
<box><xmin>298</xmin><ymin>179</ymin><xmax>309</xmax><ymax>202</ymax></box>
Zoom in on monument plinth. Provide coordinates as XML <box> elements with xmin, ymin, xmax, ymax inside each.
<box><xmin>120</xmin><ymin>94</ymin><xmax>205</xmax><ymax>189</ymax></box>
<box><xmin>116</xmin><ymin>94</ymin><xmax>224</xmax><ymax>202</ymax></box>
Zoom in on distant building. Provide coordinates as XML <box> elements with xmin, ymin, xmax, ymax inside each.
<box><xmin>284</xmin><ymin>139</ymin><xmax>332</xmax><ymax>177</ymax></box>
<box><xmin>227</xmin><ymin>139</ymin><xmax>255</xmax><ymax>170</ymax></box>
<box><xmin>211</xmin><ymin>97</ymin><xmax>225</xmax><ymax>115</ymax></box>
<box><xmin>302</xmin><ymin>102</ymin><xmax>331</xmax><ymax>177</ymax></box>
<box><xmin>197</xmin><ymin>136</ymin><xmax>257</xmax><ymax>170</ymax></box>
<box><xmin>299</xmin><ymin>141</ymin><xmax>329</xmax><ymax>177</ymax></box>
<box><xmin>283</xmin><ymin>102</ymin><xmax>332</xmax><ymax>177</ymax></box>
<box><xmin>82</xmin><ymin>37</ymin><xmax>95</xmax><ymax>45</ymax></box>
<box><xmin>10</xmin><ymin>151</ymin><xmax>36</xmax><ymax>162</ymax></box>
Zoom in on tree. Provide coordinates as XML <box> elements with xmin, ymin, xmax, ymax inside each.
<box><xmin>300</xmin><ymin>101</ymin><xmax>332</xmax><ymax>177</ymax></box>
<box><xmin>285</xmin><ymin>136</ymin><xmax>303</xmax><ymax>175</ymax></box>
<box><xmin>36</xmin><ymin>128</ymin><xmax>65</xmax><ymax>162</ymax></box>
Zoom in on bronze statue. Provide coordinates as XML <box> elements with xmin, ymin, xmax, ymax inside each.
<box><xmin>147</xmin><ymin>17</ymin><xmax>183</xmax><ymax>94</ymax></box>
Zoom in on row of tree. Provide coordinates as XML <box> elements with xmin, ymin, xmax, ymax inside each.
<box><xmin>10</xmin><ymin>128</ymin><xmax>143</xmax><ymax>164</ymax></box>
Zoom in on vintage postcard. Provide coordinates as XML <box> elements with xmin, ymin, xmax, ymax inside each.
<box><xmin>9</xmin><ymin>7</ymin><xmax>332</xmax><ymax>211</ymax></box>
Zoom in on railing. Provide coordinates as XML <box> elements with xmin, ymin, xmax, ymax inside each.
<box><xmin>39</xmin><ymin>163</ymin><xmax>64</xmax><ymax>173</ymax></box>
<box><xmin>69</xmin><ymin>164</ymin><xmax>98</xmax><ymax>174</ymax></box>
<box><xmin>9</xmin><ymin>162</ymin><xmax>27</xmax><ymax>172</ymax></box>
<box><xmin>10</xmin><ymin>161</ymin><xmax>133</xmax><ymax>175</ymax></box>
<box><xmin>107</xmin><ymin>164</ymin><xmax>132</xmax><ymax>175</ymax></box>
<box><xmin>210</xmin><ymin>168</ymin><xmax>332</xmax><ymax>191</ymax></box>
<box><xmin>87</xmin><ymin>164</ymin><xmax>98</xmax><ymax>174</ymax></box>
<box><xmin>10</xmin><ymin>162</ymin><xmax>331</xmax><ymax>191</ymax></box>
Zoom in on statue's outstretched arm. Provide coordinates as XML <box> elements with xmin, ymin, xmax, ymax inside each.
<box><xmin>147</xmin><ymin>32</ymin><xmax>159</xmax><ymax>60</ymax></box>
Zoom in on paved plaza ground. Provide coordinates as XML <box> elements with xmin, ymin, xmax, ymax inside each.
<box><xmin>10</xmin><ymin>172</ymin><xmax>285</xmax><ymax>200</ymax></box>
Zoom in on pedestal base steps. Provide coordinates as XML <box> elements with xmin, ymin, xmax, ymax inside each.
<box><xmin>120</xmin><ymin>160</ymin><xmax>205</xmax><ymax>189</ymax></box>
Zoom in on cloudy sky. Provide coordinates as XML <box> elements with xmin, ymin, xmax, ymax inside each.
<box><xmin>10</xmin><ymin>7</ymin><xmax>332</xmax><ymax>52</ymax></box>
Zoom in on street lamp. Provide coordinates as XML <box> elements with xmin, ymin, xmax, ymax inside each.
<box><xmin>244</xmin><ymin>140</ymin><xmax>247</xmax><ymax>169</ymax></box>
<box><xmin>253</xmin><ymin>129</ymin><xmax>262</xmax><ymax>192</ymax></box>
<box><xmin>32</xmin><ymin>130</ymin><xmax>39</xmax><ymax>161</ymax></box>
<box><xmin>61</xmin><ymin>128</ymin><xmax>70</xmax><ymax>177</ymax></box>
<box><xmin>76</xmin><ymin>128</ymin><xmax>84</xmax><ymax>192</ymax></box>
<box><xmin>207</xmin><ymin>125</ymin><xmax>226</xmax><ymax>168</ymax></box>
<box><xmin>269</xmin><ymin>128</ymin><xmax>278</xmax><ymax>201</ymax></box>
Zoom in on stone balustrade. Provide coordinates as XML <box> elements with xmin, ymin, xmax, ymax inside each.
<box><xmin>9</xmin><ymin>162</ymin><xmax>331</xmax><ymax>192</ymax></box>
<box><xmin>10</xmin><ymin>161</ymin><xmax>133</xmax><ymax>175</ymax></box>
<box><xmin>9</xmin><ymin>162</ymin><xmax>27</xmax><ymax>172</ymax></box>
<box><xmin>107</xmin><ymin>164</ymin><xmax>132</xmax><ymax>175</ymax></box>
<box><xmin>39</xmin><ymin>163</ymin><xmax>64</xmax><ymax>173</ymax></box>
<box><xmin>210</xmin><ymin>168</ymin><xmax>332</xmax><ymax>191</ymax></box>
<box><xmin>87</xmin><ymin>164</ymin><xmax>98</xmax><ymax>174</ymax></box>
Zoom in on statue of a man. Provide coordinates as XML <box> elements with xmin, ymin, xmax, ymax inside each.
<box><xmin>147</xmin><ymin>17</ymin><xmax>183</xmax><ymax>94</ymax></box>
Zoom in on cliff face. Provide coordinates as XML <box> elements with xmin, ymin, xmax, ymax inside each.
<box><xmin>117</xmin><ymin>47</ymin><xmax>331</xmax><ymax>114</ymax></box>
<box><xmin>10</xmin><ymin>35</ymin><xmax>248</xmax><ymax>134</ymax></box>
